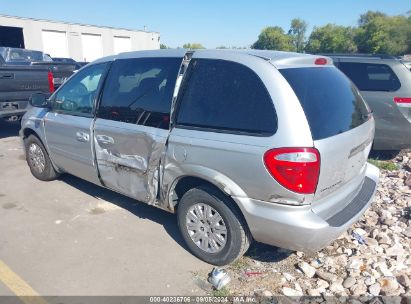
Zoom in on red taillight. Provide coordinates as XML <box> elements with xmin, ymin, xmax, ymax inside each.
<box><xmin>263</xmin><ymin>147</ymin><xmax>320</xmax><ymax>194</ymax></box>
<box><xmin>314</xmin><ymin>58</ymin><xmax>327</xmax><ymax>65</ymax></box>
<box><xmin>394</xmin><ymin>97</ymin><xmax>411</xmax><ymax>104</ymax></box>
<box><xmin>48</xmin><ymin>71</ymin><xmax>55</xmax><ymax>93</ymax></box>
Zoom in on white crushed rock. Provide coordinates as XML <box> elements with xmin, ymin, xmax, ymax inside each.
<box><xmin>225</xmin><ymin>150</ymin><xmax>411</xmax><ymax>298</ymax></box>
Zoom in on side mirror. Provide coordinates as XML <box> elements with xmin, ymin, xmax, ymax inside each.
<box><xmin>30</xmin><ymin>93</ymin><xmax>50</xmax><ymax>108</ymax></box>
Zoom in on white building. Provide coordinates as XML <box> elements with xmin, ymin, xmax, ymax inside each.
<box><xmin>0</xmin><ymin>14</ymin><xmax>160</xmax><ymax>62</ymax></box>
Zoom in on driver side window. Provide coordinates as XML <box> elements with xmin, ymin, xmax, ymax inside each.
<box><xmin>53</xmin><ymin>63</ymin><xmax>107</xmax><ymax>115</ymax></box>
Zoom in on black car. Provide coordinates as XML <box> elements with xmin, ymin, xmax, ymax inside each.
<box><xmin>52</xmin><ymin>57</ymin><xmax>88</xmax><ymax>70</ymax></box>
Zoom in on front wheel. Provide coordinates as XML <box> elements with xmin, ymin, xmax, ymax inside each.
<box><xmin>177</xmin><ymin>186</ymin><xmax>251</xmax><ymax>265</ymax></box>
<box><xmin>25</xmin><ymin>135</ymin><xmax>59</xmax><ymax>181</ymax></box>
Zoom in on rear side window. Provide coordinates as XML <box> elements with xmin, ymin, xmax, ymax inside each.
<box><xmin>338</xmin><ymin>62</ymin><xmax>401</xmax><ymax>92</ymax></box>
<box><xmin>176</xmin><ymin>59</ymin><xmax>277</xmax><ymax>136</ymax></box>
<box><xmin>98</xmin><ymin>57</ymin><xmax>182</xmax><ymax>129</ymax></box>
<box><xmin>280</xmin><ymin>67</ymin><xmax>370</xmax><ymax>140</ymax></box>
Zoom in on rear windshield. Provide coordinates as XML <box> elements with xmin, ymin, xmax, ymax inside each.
<box><xmin>280</xmin><ymin>67</ymin><xmax>370</xmax><ymax>140</ymax></box>
<box><xmin>0</xmin><ymin>47</ymin><xmax>46</xmax><ymax>64</ymax></box>
<box><xmin>338</xmin><ymin>62</ymin><xmax>401</xmax><ymax>92</ymax></box>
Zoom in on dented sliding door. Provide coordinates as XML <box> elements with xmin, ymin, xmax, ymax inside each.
<box><xmin>94</xmin><ymin>121</ymin><xmax>168</xmax><ymax>203</ymax></box>
<box><xmin>93</xmin><ymin>52</ymin><xmax>185</xmax><ymax>204</ymax></box>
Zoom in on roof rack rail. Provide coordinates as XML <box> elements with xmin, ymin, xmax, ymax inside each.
<box><xmin>317</xmin><ymin>53</ymin><xmax>397</xmax><ymax>59</ymax></box>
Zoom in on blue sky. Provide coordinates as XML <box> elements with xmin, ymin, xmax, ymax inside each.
<box><xmin>1</xmin><ymin>0</ymin><xmax>409</xmax><ymax>48</ymax></box>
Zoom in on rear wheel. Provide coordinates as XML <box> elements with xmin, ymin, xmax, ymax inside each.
<box><xmin>25</xmin><ymin>135</ymin><xmax>59</xmax><ymax>181</ymax></box>
<box><xmin>177</xmin><ymin>185</ymin><xmax>251</xmax><ymax>265</ymax></box>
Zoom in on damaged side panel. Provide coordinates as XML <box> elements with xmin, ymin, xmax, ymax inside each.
<box><xmin>94</xmin><ymin>118</ymin><xmax>168</xmax><ymax>205</ymax></box>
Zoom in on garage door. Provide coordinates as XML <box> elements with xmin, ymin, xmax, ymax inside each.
<box><xmin>42</xmin><ymin>30</ymin><xmax>68</xmax><ymax>58</ymax></box>
<box><xmin>114</xmin><ymin>36</ymin><xmax>131</xmax><ymax>54</ymax></box>
<box><xmin>81</xmin><ymin>33</ymin><xmax>103</xmax><ymax>62</ymax></box>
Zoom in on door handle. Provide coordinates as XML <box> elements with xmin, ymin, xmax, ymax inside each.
<box><xmin>96</xmin><ymin>134</ymin><xmax>114</xmax><ymax>146</ymax></box>
<box><xmin>0</xmin><ymin>73</ymin><xmax>14</xmax><ymax>79</ymax></box>
<box><xmin>76</xmin><ymin>131</ymin><xmax>90</xmax><ymax>142</ymax></box>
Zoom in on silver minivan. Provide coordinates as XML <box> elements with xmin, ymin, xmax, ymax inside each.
<box><xmin>21</xmin><ymin>49</ymin><xmax>379</xmax><ymax>265</ymax></box>
<box><xmin>330</xmin><ymin>54</ymin><xmax>411</xmax><ymax>151</ymax></box>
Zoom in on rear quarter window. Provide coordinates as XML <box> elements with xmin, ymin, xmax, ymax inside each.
<box><xmin>176</xmin><ymin>59</ymin><xmax>277</xmax><ymax>136</ymax></box>
<box><xmin>338</xmin><ymin>62</ymin><xmax>401</xmax><ymax>92</ymax></box>
<box><xmin>280</xmin><ymin>67</ymin><xmax>370</xmax><ymax>140</ymax></box>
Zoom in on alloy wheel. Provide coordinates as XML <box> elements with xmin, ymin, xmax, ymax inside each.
<box><xmin>186</xmin><ymin>203</ymin><xmax>228</xmax><ymax>253</ymax></box>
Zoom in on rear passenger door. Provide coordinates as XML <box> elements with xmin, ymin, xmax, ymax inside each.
<box><xmin>166</xmin><ymin>55</ymin><xmax>279</xmax><ymax>203</ymax></box>
<box><xmin>94</xmin><ymin>55</ymin><xmax>183</xmax><ymax>204</ymax></box>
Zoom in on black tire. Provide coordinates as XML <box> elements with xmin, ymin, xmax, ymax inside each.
<box><xmin>177</xmin><ymin>185</ymin><xmax>251</xmax><ymax>265</ymax></box>
<box><xmin>25</xmin><ymin>134</ymin><xmax>59</xmax><ymax>181</ymax></box>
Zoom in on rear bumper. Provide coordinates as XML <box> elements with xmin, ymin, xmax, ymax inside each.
<box><xmin>233</xmin><ymin>163</ymin><xmax>379</xmax><ymax>252</ymax></box>
<box><xmin>0</xmin><ymin>109</ymin><xmax>27</xmax><ymax>118</ymax></box>
<box><xmin>0</xmin><ymin>100</ymin><xmax>29</xmax><ymax>118</ymax></box>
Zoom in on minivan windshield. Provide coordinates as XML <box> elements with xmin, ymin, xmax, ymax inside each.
<box><xmin>280</xmin><ymin>67</ymin><xmax>370</xmax><ymax>140</ymax></box>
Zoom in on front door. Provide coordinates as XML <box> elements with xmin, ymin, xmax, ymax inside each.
<box><xmin>94</xmin><ymin>54</ymin><xmax>184</xmax><ymax>204</ymax></box>
<box><xmin>44</xmin><ymin>63</ymin><xmax>108</xmax><ymax>184</ymax></box>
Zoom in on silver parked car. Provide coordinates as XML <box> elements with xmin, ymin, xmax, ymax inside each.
<box><xmin>20</xmin><ymin>49</ymin><xmax>379</xmax><ymax>265</ymax></box>
<box><xmin>329</xmin><ymin>54</ymin><xmax>411</xmax><ymax>151</ymax></box>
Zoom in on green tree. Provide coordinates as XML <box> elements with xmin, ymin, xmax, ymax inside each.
<box><xmin>252</xmin><ymin>26</ymin><xmax>296</xmax><ymax>51</ymax></box>
<box><xmin>408</xmin><ymin>16</ymin><xmax>411</xmax><ymax>53</ymax></box>
<box><xmin>305</xmin><ymin>24</ymin><xmax>357</xmax><ymax>53</ymax></box>
<box><xmin>288</xmin><ymin>18</ymin><xmax>308</xmax><ymax>52</ymax></box>
<box><xmin>355</xmin><ymin>11</ymin><xmax>411</xmax><ymax>55</ymax></box>
<box><xmin>182</xmin><ymin>43</ymin><xmax>205</xmax><ymax>49</ymax></box>
<box><xmin>160</xmin><ymin>43</ymin><xmax>168</xmax><ymax>49</ymax></box>
<box><xmin>358</xmin><ymin>11</ymin><xmax>386</xmax><ymax>26</ymax></box>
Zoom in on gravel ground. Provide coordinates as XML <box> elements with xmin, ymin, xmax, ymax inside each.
<box><xmin>198</xmin><ymin>150</ymin><xmax>411</xmax><ymax>300</ymax></box>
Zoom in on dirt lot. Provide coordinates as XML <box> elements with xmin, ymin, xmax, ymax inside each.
<box><xmin>0</xmin><ymin>120</ymin><xmax>210</xmax><ymax>296</ymax></box>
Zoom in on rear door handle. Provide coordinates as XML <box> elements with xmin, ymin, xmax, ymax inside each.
<box><xmin>0</xmin><ymin>73</ymin><xmax>14</xmax><ymax>79</ymax></box>
<box><xmin>76</xmin><ymin>131</ymin><xmax>90</xmax><ymax>142</ymax></box>
<box><xmin>96</xmin><ymin>134</ymin><xmax>114</xmax><ymax>146</ymax></box>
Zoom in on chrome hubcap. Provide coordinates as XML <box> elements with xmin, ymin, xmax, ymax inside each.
<box><xmin>28</xmin><ymin>143</ymin><xmax>46</xmax><ymax>173</ymax></box>
<box><xmin>186</xmin><ymin>203</ymin><xmax>227</xmax><ymax>253</ymax></box>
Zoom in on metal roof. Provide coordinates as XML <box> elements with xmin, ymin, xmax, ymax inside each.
<box><xmin>320</xmin><ymin>53</ymin><xmax>397</xmax><ymax>60</ymax></box>
<box><xmin>0</xmin><ymin>14</ymin><xmax>159</xmax><ymax>34</ymax></box>
<box><xmin>94</xmin><ymin>48</ymin><xmax>332</xmax><ymax>67</ymax></box>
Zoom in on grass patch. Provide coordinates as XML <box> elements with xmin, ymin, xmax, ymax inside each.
<box><xmin>368</xmin><ymin>159</ymin><xmax>398</xmax><ymax>171</ymax></box>
<box><xmin>229</xmin><ymin>257</ymin><xmax>249</xmax><ymax>271</ymax></box>
<box><xmin>212</xmin><ymin>286</ymin><xmax>230</xmax><ymax>297</ymax></box>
